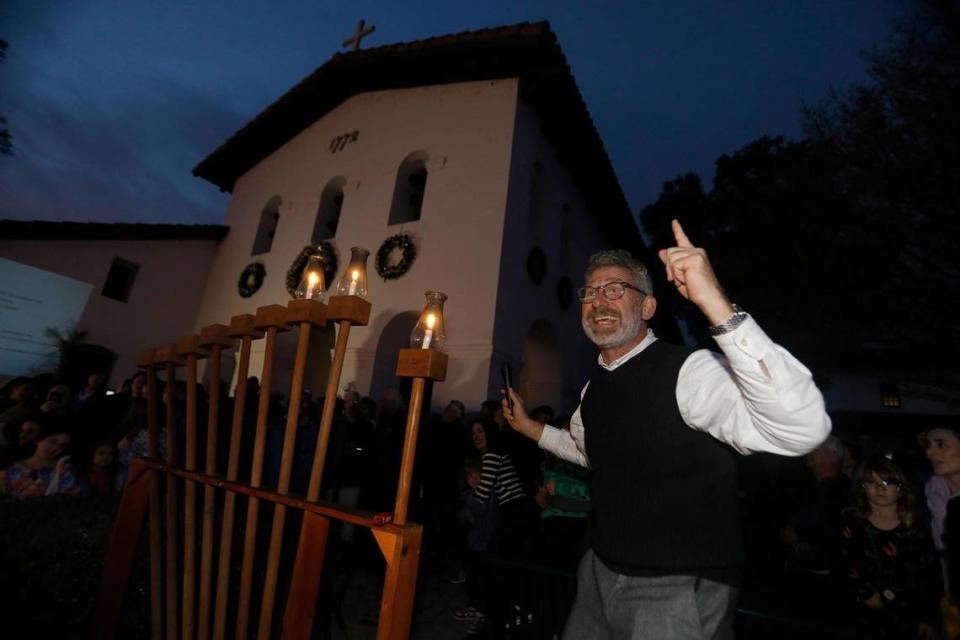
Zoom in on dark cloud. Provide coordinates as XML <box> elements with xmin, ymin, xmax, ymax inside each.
<box><xmin>0</xmin><ymin>1</ymin><xmax>910</xmax><ymax>225</ymax></box>
<box><xmin>0</xmin><ymin>65</ymin><xmax>238</xmax><ymax>222</ymax></box>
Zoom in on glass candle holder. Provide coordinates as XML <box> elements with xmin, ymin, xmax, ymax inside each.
<box><xmin>295</xmin><ymin>255</ymin><xmax>326</xmax><ymax>300</ymax></box>
<box><xmin>336</xmin><ymin>247</ymin><xmax>370</xmax><ymax>298</ymax></box>
<box><xmin>410</xmin><ymin>290</ymin><xmax>447</xmax><ymax>351</ymax></box>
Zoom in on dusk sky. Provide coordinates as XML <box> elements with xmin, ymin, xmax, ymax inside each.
<box><xmin>0</xmin><ymin>1</ymin><xmax>908</xmax><ymax>226</ymax></box>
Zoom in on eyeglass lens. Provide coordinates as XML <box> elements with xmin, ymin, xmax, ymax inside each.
<box><xmin>577</xmin><ymin>283</ymin><xmax>626</xmax><ymax>302</ymax></box>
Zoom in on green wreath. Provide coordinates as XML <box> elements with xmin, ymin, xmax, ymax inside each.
<box><xmin>286</xmin><ymin>242</ymin><xmax>338</xmax><ymax>298</ymax></box>
<box><xmin>375</xmin><ymin>234</ymin><xmax>417</xmax><ymax>280</ymax></box>
<box><xmin>238</xmin><ymin>262</ymin><xmax>266</xmax><ymax>298</ymax></box>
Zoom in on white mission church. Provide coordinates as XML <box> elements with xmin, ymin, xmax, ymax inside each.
<box><xmin>189</xmin><ymin>22</ymin><xmax>653</xmax><ymax>413</ymax></box>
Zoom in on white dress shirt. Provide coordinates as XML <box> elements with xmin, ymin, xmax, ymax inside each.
<box><xmin>537</xmin><ymin>316</ymin><xmax>832</xmax><ymax>467</ymax></box>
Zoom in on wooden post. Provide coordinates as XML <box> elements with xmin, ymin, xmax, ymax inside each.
<box><xmin>140</xmin><ymin>348</ymin><xmax>164</xmax><ymax>640</ymax></box>
<box><xmin>280</xmin><ymin>296</ymin><xmax>370</xmax><ymax>638</ymax></box>
<box><xmin>375</xmin><ymin>526</ymin><xmax>424</xmax><ymax>640</ymax></box>
<box><xmin>278</xmin><ymin>512</ymin><xmax>331</xmax><ymax>640</ymax></box>
<box><xmin>89</xmin><ymin>458</ymin><xmax>153</xmax><ymax>640</ymax></box>
<box><xmin>393</xmin><ymin>349</ymin><xmax>448</xmax><ymax>525</ymax></box>
<box><xmin>176</xmin><ymin>335</ymin><xmax>210</xmax><ymax>640</ymax></box>
<box><xmin>304</xmin><ymin>295</ymin><xmax>371</xmax><ymax>502</ymax></box>
<box><xmin>212</xmin><ymin>315</ymin><xmax>262</xmax><ymax>640</ymax></box>
<box><xmin>235</xmin><ymin>305</ymin><xmax>289</xmax><ymax>640</ymax></box>
<box><xmin>195</xmin><ymin>324</ymin><xmax>232</xmax><ymax>640</ymax></box>
<box><xmin>257</xmin><ymin>300</ymin><xmax>327</xmax><ymax>639</ymax></box>
<box><xmin>154</xmin><ymin>343</ymin><xmax>184</xmax><ymax>640</ymax></box>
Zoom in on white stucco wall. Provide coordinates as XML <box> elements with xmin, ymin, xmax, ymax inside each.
<box><xmin>0</xmin><ymin>238</ymin><xmax>219</xmax><ymax>386</ymax></box>
<box><xmin>193</xmin><ymin>79</ymin><xmax>520</xmax><ymax>410</ymax></box>
<box><xmin>493</xmin><ymin>99</ymin><xmax>616</xmax><ymax>414</ymax></box>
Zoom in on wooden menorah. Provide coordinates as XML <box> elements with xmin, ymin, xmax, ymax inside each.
<box><xmin>90</xmin><ymin>294</ymin><xmax>448</xmax><ymax>640</ymax></box>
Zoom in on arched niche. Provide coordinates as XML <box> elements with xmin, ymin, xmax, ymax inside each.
<box><xmin>369</xmin><ymin>310</ymin><xmax>422</xmax><ymax>406</ymax></box>
<box><xmin>387</xmin><ymin>152</ymin><xmax>429</xmax><ymax>226</ymax></box>
<box><xmin>311</xmin><ymin>177</ymin><xmax>346</xmax><ymax>242</ymax></box>
<box><xmin>252</xmin><ymin>195</ymin><xmax>282</xmax><ymax>255</ymax></box>
<box><xmin>520</xmin><ymin>318</ymin><xmax>562</xmax><ymax>412</ymax></box>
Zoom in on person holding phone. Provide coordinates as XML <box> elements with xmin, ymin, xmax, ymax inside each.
<box><xmin>502</xmin><ymin>220</ymin><xmax>831</xmax><ymax>639</ymax></box>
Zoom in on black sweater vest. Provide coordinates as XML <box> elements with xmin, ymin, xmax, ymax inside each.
<box><xmin>581</xmin><ymin>339</ymin><xmax>743</xmax><ymax>576</ymax></box>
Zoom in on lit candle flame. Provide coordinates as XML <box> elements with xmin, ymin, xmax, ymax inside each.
<box><xmin>304</xmin><ymin>270</ymin><xmax>321</xmax><ymax>299</ymax></box>
<box><xmin>351</xmin><ymin>269</ymin><xmax>359</xmax><ymax>281</ymax></box>
<box><xmin>426</xmin><ymin>313</ymin><xmax>436</xmax><ymax>329</ymax></box>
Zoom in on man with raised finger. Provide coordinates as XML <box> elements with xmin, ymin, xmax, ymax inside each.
<box><xmin>502</xmin><ymin>219</ymin><xmax>831</xmax><ymax>639</ymax></box>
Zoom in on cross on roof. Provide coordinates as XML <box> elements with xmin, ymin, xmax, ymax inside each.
<box><xmin>342</xmin><ymin>19</ymin><xmax>376</xmax><ymax>52</ymax></box>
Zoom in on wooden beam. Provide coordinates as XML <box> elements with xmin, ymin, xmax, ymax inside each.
<box><xmin>176</xmin><ymin>336</ymin><xmax>204</xmax><ymax>640</ymax></box>
<box><xmin>89</xmin><ymin>459</ymin><xmax>152</xmax><ymax>640</ymax></box>
<box><xmin>212</xmin><ymin>327</ymin><xmax>256</xmax><ymax>640</ymax></box>
<box><xmin>197</xmin><ymin>338</ymin><xmax>225</xmax><ymax>640</ymax></box>
<box><xmin>134</xmin><ymin>459</ymin><xmax>410</xmax><ymax>532</ymax></box>
<box><xmin>279</xmin><ymin>513</ymin><xmax>331</xmax><ymax>640</ymax></box>
<box><xmin>163</xmin><ymin>361</ymin><xmax>179</xmax><ymax>640</ymax></box>
<box><xmin>376</xmin><ymin>526</ymin><xmax>423</xmax><ymax>640</ymax></box>
<box><xmin>145</xmin><ymin>365</ymin><xmax>163</xmax><ymax>640</ymax></box>
<box><xmin>258</xmin><ymin>300</ymin><xmax>326</xmax><ymax>639</ymax></box>
<box><xmin>236</xmin><ymin>305</ymin><xmax>287</xmax><ymax>640</ymax></box>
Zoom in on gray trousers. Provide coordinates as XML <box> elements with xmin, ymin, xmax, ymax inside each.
<box><xmin>561</xmin><ymin>550</ymin><xmax>737</xmax><ymax>640</ymax></box>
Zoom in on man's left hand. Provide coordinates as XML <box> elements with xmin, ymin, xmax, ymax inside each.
<box><xmin>658</xmin><ymin>219</ymin><xmax>735</xmax><ymax>326</ymax></box>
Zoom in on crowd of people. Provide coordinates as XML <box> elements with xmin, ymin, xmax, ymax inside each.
<box><xmin>0</xmin><ymin>372</ymin><xmax>129</xmax><ymax>497</ymax></box>
<box><xmin>3</xmin><ymin>365</ymin><xmax>960</xmax><ymax>638</ymax></box>
<box><xmin>768</xmin><ymin>435</ymin><xmax>950</xmax><ymax>639</ymax></box>
<box><xmin>0</xmin><ymin>364</ymin><xmax>960</xmax><ymax>638</ymax></box>
<box><xmin>0</xmin><ymin>368</ymin><xmax>587</xmax><ymax>629</ymax></box>
<box><xmin>5</xmin><ymin>232</ymin><xmax>956</xmax><ymax>640</ymax></box>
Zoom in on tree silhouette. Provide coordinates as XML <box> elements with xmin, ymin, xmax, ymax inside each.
<box><xmin>640</xmin><ymin>0</ymin><xmax>960</xmax><ymax>397</ymax></box>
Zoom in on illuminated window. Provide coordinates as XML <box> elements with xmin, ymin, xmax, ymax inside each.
<box><xmin>879</xmin><ymin>382</ymin><xmax>901</xmax><ymax>409</ymax></box>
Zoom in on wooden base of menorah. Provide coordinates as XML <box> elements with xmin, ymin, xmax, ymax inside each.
<box><xmin>138</xmin><ymin>348</ymin><xmax>157</xmax><ymax>369</ymax></box>
<box><xmin>286</xmin><ymin>299</ymin><xmax>328</xmax><ymax>326</ymax></box>
<box><xmin>395</xmin><ymin>348</ymin><xmax>447</xmax><ymax>381</ymax></box>
<box><xmin>153</xmin><ymin>343</ymin><xmax>185</xmax><ymax>366</ymax></box>
<box><xmin>327</xmin><ymin>295</ymin><xmax>372</xmax><ymax>325</ymax></box>
<box><xmin>199</xmin><ymin>323</ymin><xmax>232</xmax><ymax>348</ymax></box>
<box><xmin>176</xmin><ymin>334</ymin><xmax>211</xmax><ymax>359</ymax></box>
<box><xmin>229</xmin><ymin>313</ymin><xmax>264</xmax><ymax>339</ymax></box>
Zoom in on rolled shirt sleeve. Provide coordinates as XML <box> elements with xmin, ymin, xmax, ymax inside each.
<box><xmin>677</xmin><ymin>316</ymin><xmax>831</xmax><ymax>456</ymax></box>
<box><xmin>539</xmin><ymin>422</ymin><xmax>589</xmax><ymax>467</ymax></box>
<box><xmin>538</xmin><ymin>383</ymin><xmax>591</xmax><ymax>468</ymax></box>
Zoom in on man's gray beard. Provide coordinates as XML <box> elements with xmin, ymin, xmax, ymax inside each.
<box><xmin>581</xmin><ymin>306</ymin><xmax>644</xmax><ymax>350</ymax></box>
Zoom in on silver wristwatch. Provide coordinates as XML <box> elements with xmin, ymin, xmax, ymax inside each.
<box><xmin>708</xmin><ymin>304</ymin><xmax>748</xmax><ymax>336</ymax></box>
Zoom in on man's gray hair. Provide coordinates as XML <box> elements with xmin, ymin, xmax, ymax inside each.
<box><xmin>585</xmin><ymin>250</ymin><xmax>653</xmax><ymax>295</ymax></box>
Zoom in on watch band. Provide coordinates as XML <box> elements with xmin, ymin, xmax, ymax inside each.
<box><xmin>708</xmin><ymin>304</ymin><xmax>748</xmax><ymax>336</ymax></box>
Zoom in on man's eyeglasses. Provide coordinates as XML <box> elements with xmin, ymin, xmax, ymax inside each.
<box><xmin>860</xmin><ymin>478</ymin><xmax>902</xmax><ymax>490</ymax></box>
<box><xmin>576</xmin><ymin>281</ymin><xmax>646</xmax><ymax>303</ymax></box>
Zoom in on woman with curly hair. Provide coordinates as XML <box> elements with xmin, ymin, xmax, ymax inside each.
<box><xmin>839</xmin><ymin>455</ymin><xmax>941</xmax><ymax>639</ymax></box>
